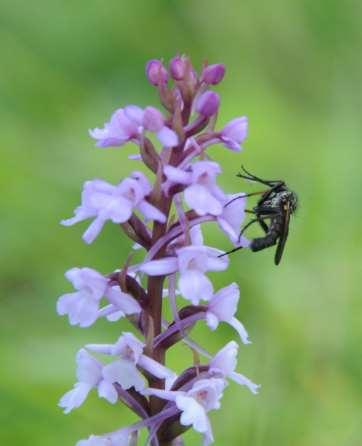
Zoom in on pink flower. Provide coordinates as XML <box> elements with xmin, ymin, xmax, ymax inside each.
<box><xmin>57</xmin><ymin>268</ymin><xmax>141</xmax><ymax>327</ymax></box>
<box><xmin>139</xmin><ymin>243</ymin><xmax>228</xmax><ymax>304</ymax></box>
<box><xmin>58</xmin><ymin>349</ymin><xmax>119</xmax><ymax>414</ymax></box>
<box><xmin>217</xmin><ymin>193</ymin><xmax>248</xmax><ymax>244</ymax></box>
<box><xmin>89</xmin><ymin>108</ymin><xmax>141</xmax><ymax>148</ymax></box>
<box><xmin>86</xmin><ymin>332</ymin><xmax>177</xmax><ymax>391</ymax></box>
<box><xmin>220</xmin><ymin>116</ymin><xmax>248</xmax><ymax>151</ymax></box>
<box><xmin>144</xmin><ymin>377</ymin><xmax>226</xmax><ymax>446</ymax></box>
<box><xmin>90</xmin><ymin>105</ymin><xmax>178</xmax><ymax>149</ymax></box>
<box><xmin>164</xmin><ymin>160</ymin><xmax>225</xmax><ymax>216</ymax></box>
<box><xmin>61</xmin><ymin>172</ymin><xmax>165</xmax><ymax>244</ymax></box>
<box><xmin>206</xmin><ymin>283</ymin><xmax>251</xmax><ymax>344</ymax></box>
<box><xmin>57</xmin><ymin>268</ymin><xmax>108</xmax><ymax>327</ymax></box>
<box><xmin>210</xmin><ymin>342</ymin><xmax>260</xmax><ymax>394</ymax></box>
<box><xmin>98</xmin><ymin>286</ymin><xmax>142</xmax><ymax>322</ymax></box>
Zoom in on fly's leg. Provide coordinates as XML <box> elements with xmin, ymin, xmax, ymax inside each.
<box><xmin>238</xmin><ymin>165</ymin><xmax>284</xmax><ymax>188</ymax></box>
<box><xmin>238</xmin><ymin>218</ymin><xmax>259</xmax><ymax>239</ymax></box>
<box><xmin>236</xmin><ymin>216</ymin><xmax>270</xmax><ymax>245</ymax></box>
<box><xmin>257</xmin><ymin>216</ymin><xmax>269</xmax><ymax>233</ymax></box>
<box><xmin>224</xmin><ymin>190</ymin><xmax>266</xmax><ymax>208</ymax></box>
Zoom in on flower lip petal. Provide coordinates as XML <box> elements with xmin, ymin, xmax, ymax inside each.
<box><xmin>58</xmin><ymin>382</ymin><xmax>93</xmax><ymax>414</ymax></box>
<box><xmin>178</xmin><ymin>269</ymin><xmax>214</xmax><ymax>304</ymax></box>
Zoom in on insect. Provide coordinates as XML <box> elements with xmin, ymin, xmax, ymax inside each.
<box><xmin>221</xmin><ymin>166</ymin><xmax>298</xmax><ymax>265</ymax></box>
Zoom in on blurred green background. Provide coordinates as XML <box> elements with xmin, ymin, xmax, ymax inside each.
<box><xmin>1</xmin><ymin>1</ymin><xmax>361</xmax><ymax>445</ymax></box>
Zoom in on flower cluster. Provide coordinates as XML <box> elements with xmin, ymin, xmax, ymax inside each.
<box><xmin>58</xmin><ymin>55</ymin><xmax>258</xmax><ymax>446</ymax></box>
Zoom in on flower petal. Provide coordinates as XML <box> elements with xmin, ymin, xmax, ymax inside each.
<box><xmin>184</xmin><ymin>184</ymin><xmax>223</xmax><ymax>216</ymax></box>
<box><xmin>76</xmin><ymin>349</ymin><xmax>103</xmax><ymax>385</ymax></box>
<box><xmin>98</xmin><ymin>379</ymin><xmax>118</xmax><ymax>404</ymax></box>
<box><xmin>102</xmin><ymin>359</ymin><xmax>145</xmax><ymax>391</ymax></box>
<box><xmin>176</xmin><ymin>395</ymin><xmax>210</xmax><ymax>434</ymax></box>
<box><xmin>230</xmin><ymin>371</ymin><xmax>260</xmax><ymax>394</ymax></box>
<box><xmin>139</xmin><ymin>257</ymin><xmax>178</xmax><ymax>276</ymax></box>
<box><xmin>228</xmin><ymin>317</ymin><xmax>251</xmax><ymax>345</ymax></box>
<box><xmin>58</xmin><ymin>382</ymin><xmax>92</xmax><ymax>414</ymax></box>
<box><xmin>157</xmin><ymin>127</ymin><xmax>178</xmax><ymax>148</ymax></box>
<box><xmin>164</xmin><ymin>165</ymin><xmax>191</xmax><ymax>185</ymax></box>
<box><xmin>137</xmin><ymin>200</ymin><xmax>166</xmax><ymax>223</ymax></box>
<box><xmin>178</xmin><ymin>270</ymin><xmax>213</xmax><ymax>304</ymax></box>
<box><xmin>210</xmin><ymin>341</ymin><xmax>238</xmax><ymax>376</ymax></box>
<box><xmin>82</xmin><ymin>217</ymin><xmax>107</xmax><ymax>244</ymax></box>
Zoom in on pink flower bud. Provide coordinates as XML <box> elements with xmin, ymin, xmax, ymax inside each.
<box><xmin>145</xmin><ymin>59</ymin><xmax>168</xmax><ymax>86</ymax></box>
<box><xmin>201</xmin><ymin>64</ymin><xmax>225</xmax><ymax>85</ymax></box>
<box><xmin>195</xmin><ymin>91</ymin><xmax>220</xmax><ymax>117</ymax></box>
<box><xmin>169</xmin><ymin>55</ymin><xmax>188</xmax><ymax>80</ymax></box>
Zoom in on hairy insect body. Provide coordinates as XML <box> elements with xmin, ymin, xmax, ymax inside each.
<box><xmin>220</xmin><ymin>167</ymin><xmax>298</xmax><ymax>265</ymax></box>
<box><xmin>251</xmin><ymin>187</ymin><xmax>298</xmax><ymax>264</ymax></box>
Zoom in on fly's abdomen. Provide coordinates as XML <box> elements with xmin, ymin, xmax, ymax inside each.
<box><xmin>250</xmin><ymin>232</ymin><xmax>279</xmax><ymax>252</ymax></box>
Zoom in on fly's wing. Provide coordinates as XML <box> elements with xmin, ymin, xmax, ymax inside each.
<box><xmin>274</xmin><ymin>202</ymin><xmax>291</xmax><ymax>265</ymax></box>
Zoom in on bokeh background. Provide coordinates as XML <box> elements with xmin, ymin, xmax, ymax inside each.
<box><xmin>1</xmin><ymin>1</ymin><xmax>361</xmax><ymax>445</ymax></box>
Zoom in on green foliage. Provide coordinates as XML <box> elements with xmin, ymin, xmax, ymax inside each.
<box><xmin>1</xmin><ymin>1</ymin><xmax>361</xmax><ymax>445</ymax></box>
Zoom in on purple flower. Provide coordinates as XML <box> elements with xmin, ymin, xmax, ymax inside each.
<box><xmin>206</xmin><ymin>283</ymin><xmax>250</xmax><ymax>344</ymax></box>
<box><xmin>61</xmin><ymin>172</ymin><xmax>165</xmax><ymax>244</ymax></box>
<box><xmin>89</xmin><ymin>108</ymin><xmax>141</xmax><ymax>148</ymax></box>
<box><xmin>57</xmin><ymin>268</ymin><xmax>141</xmax><ymax>327</ymax></box>
<box><xmin>99</xmin><ymin>285</ymin><xmax>142</xmax><ymax>322</ymax></box>
<box><xmin>86</xmin><ymin>334</ymin><xmax>145</xmax><ymax>391</ymax></box>
<box><xmin>145</xmin><ymin>59</ymin><xmax>168</xmax><ymax>86</ymax></box>
<box><xmin>164</xmin><ymin>160</ymin><xmax>225</xmax><ymax>216</ymax></box>
<box><xmin>195</xmin><ymin>91</ymin><xmax>220</xmax><ymax>117</ymax></box>
<box><xmin>139</xmin><ymin>241</ymin><xmax>228</xmax><ymax>304</ymax></box>
<box><xmin>87</xmin><ymin>332</ymin><xmax>177</xmax><ymax>390</ymax></box>
<box><xmin>90</xmin><ymin>105</ymin><xmax>178</xmax><ymax>149</ymax></box>
<box><xmin>201</xmin><ymin>64</ymin><xmax>225</xmax><ymax>85</ymax></box>
<box><xmin>220</xmin><ymin>117</ymin><xmax>248</xmax><ymax>151</ymax></box>
<box><xmin>57</xmin><ymin>268</ymin><xmax>108</xmax><ymax>327</ymax></box>
<box><xmin>144</xmin><ymin>377</ymin><xmax>226</xmax><ymax>446</ymax></box>
<box><xmin>58</xmin><ymin>349</ymin><xmax>119</xmax><ymax>414</ymax></box>
<box><xmin>210</xmin><ymin>341</ymin><xmax>260</xmax><ymax>394</ymax></box>
<box><xmin>216</xmin><ymin>193</ymin><xmax>247</xmax><ymax>244</ymax></box>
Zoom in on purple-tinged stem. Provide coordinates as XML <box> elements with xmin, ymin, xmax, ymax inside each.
<box><xmin>154</xmin><ymin>312</ymin><xmax>205</xmax><ymax>348</ymax></box>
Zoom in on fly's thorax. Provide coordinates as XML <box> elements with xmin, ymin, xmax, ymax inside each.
<box><xmin>268</xmin><ymin>190</ymin><xmax>297</xmax><ymax>212</ymax></box>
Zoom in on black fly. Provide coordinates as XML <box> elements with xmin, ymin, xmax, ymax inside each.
<box><xmin>221</xmin><ymin>166</ymin><xmax>298</xmax><ymax>265</ymax></box>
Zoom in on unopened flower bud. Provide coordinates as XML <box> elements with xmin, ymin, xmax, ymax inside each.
<box><xmin>201</xmin><ymin>64</ymin><xmax>225</xmax><ymax>85</ymax></box>
<box><xmin>195</xmin><ymin>91</ymin><xmax>220</xmax><ymax>117</ymax></box>
<box><xmin>145</xmin><ymin>59</ymin><xmax>168</xmax><ymax>86</ymax></box>
<box><xmin>169</xmin><ymin>55</ymin><xmax>188</xmax><ymax>80</ymax></box>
